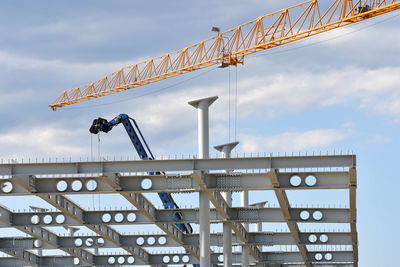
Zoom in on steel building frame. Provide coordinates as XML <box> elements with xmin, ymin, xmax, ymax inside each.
<box><xmin>0</xmin><ymin>155</ymin><xmax>357</xmax><ymax>266</ymax></box>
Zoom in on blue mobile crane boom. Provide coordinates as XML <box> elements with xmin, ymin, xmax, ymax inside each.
<box><xmin>89</xmin><ymin>113</ymin><xmax>193</xmax><ymax>234</ymax></box>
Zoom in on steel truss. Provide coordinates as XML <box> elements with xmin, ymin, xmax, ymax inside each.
<box><xmin>0</xmin><ymin>155</ymin><xmax>357</xmax><ymax>266</ymax></box>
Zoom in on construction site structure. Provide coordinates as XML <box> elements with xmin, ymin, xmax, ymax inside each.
<box><xmin>0</xmin><ymin>95</ymin><xmax>358</xmax><ymax>266</ymax></box>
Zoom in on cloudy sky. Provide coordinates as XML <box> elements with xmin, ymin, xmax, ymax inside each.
<box><xmin>1</xmin><ymin>0</ymin><xmax>400</xmax><ymax>266</ymax></box>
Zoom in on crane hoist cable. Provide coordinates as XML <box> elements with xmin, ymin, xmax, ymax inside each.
<box><xmin>49</xmin><ymin>0</ymin><xmax>400</xmax><ymax>111</ymax></box>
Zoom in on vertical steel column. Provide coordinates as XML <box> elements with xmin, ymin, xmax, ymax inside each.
<box><xmin>241</xmin><ymin>190</ymin><xmax>250</xmax><ymax>267</ymax></box>
<box><xmin>214</xmin><ymin>141</ymin><xmax>239</xmax><ymax>267</ymax></box>
<box><xmin>189</xmin><ymin>96</ymin><xmax>218</xmax><ymax>267</ymax></box>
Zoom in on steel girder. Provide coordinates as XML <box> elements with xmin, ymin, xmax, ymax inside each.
<box><xmin>0</xmin><ymin>155</ymin><xmax>358</xmax><ymax>266</ymax></box>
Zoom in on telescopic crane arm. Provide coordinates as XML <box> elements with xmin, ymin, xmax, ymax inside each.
<box><xmin>89</xmin><ymin>113</ymin><xmax>193</xmax><ymax>234</ymax></box>
<box><xmin>50</xmin><ymin>0</ymin><xmax>400</xmax><ymax>110</ymax></box>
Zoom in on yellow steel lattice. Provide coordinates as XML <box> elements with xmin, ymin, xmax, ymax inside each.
<box><xmin>50</xmin><ymin>0</ymin><xmax>400</xmax><ymax>110</ymax></box>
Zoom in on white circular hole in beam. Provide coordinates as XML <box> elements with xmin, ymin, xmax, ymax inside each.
<box><xmin>308</xmin><ymin>234</ymin><xmax>317</xmax><ymax>243</ymax></box>
<box><xmin>31</xmin><ymin>215</ymin><xmax>40</xmax><ymax>225</ymax></box>
<box><xmin>158</xmin><ymin>236</ymin><xmax>167</xmax><ymax>245</ymax></box>
<box><xmin>182</xmin><ymin>255</ymin><xmax>190</xmax><ymax>263</ymax></box>
<box><xmin>117</xmin><ymin>256</ymin><xmax>125</xmax><ymax>264</ymax></box>
<box><xmin>172</xmin><ymin>255</ymin><xmax>180</xmax><ymax>263</ymax></box>
<box><xmin>299</xmin><ymin>210</ymin><xmax>310</xmax><ymax>221</ymax></box>
<box><xmin>315</xmin><ymin>253</ymin><xmax>323</xmax><ymax>261</ymax></box>
<box><xmin>55</xmin><ymin>214</ymin><xmax>65</xmax><ymax>224</ymax></box>
<box><xmin>289</xmin><ymin>175</ymin><xmax>302</xmax><ymax>187</ymax></box>
<box><xmin>141</xmin><ymin>178</ymin><xmax>152</xmax><ymax>190</ymax></box>
<box><xmin>74</xmin><ymin>238</ymin><xmax>83</xmax><ymax>247</ymax></box>
<box><xmin>147</xmin><ymin>236</ymin><xmax>156</xmax><ymax>245</ymax></box>
<box><xmin>86</xmin><ymin>179</ymin><xmax>97</xmax><ymax>191</ymax></box>
<box><xmin>2</xmin><ymin>181</ymin><xmax>13</xmax><ymax>193</ymax></box>
<box><xmin>127</xmin><ymin>256</ymin><xmax>135</xmax><ymax>264</ymax></box>
<box><xmin>56</xmin><ymin>180</ymin><xmax>68</xmax><ymax>192</ymax></box>
<box><xmin>43</xmin><ymin>215</ymin><xmax>53</xmax><ymax>225</ymax></box>
<box><xmin>305</xmin><ymin>175</ymin><xmax>317</xmax><ymax>187</ymax></box>
<box><xmin>312</xmin><ymin>210</ymin><xmax>323</xmax><ymax>221</ymax></box>
<box><xmin>218</xmin><ymin>255</ymin><xmax>224</xmax><ymax>262</ymax></box>
<box><xmin>320</xmin><ymin>234</ymin><xmax>329</xmax><ymax>243</ymax></box>
<box><xmin>85</xmin><ymin>238</ymin><xmax>94</xmax><ymax>247</ymax></box>
<box><xmin>136</xmin><ymin>237</ymin><xmax>145</xmax><ymax>246</ymax></box>
<box><xmin>73</xmin><ymin>257</ymin><xmax>80</xmax><ymax>265</ymax></box>
<box><xmin>108</xmin><ymin>257</ymin><xmax>115</xmax><ymax>264</ymax></box>
<box><xmin>71</xmin><ymin>180</ymin><xmax>83</xmax><ymax>192</ymax></box>
<box><xmin>127</xmin><ymin>212</ymin><xmax>136</xmax><ymax>222</ymax></box>
<box><xmin>162</xmin><ymin>256</ymin><xmax>170</xmax><ymax>263</ymax></box>
<box><xmin>102</xmin><ymin>213</ymin><xmax>111</xmax><ymax>223</ymax></box>
<box><xmin>325</xmin><ymin>252</ymin><xmax>333</xmax><ymax>261</ymax></box>
<box><xmin>97</xmin><ymin>238</ymin><xmax>105</xmax><ymax>247</ymax></box>
<box><xmin>114</xmin><ymin>213</ymin><xmax>124</xmax><ymax>223</ymax></box>
<box><xmin>34</xmin><ymin>239</ymin><xmax>43</xmax><ymax>248</ymax></box>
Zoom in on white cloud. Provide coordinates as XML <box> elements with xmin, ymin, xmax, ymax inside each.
<box><xmin>236</xmin><ymin>66</ymin><xmax>400</xmax><ymax>117</ymax></box>
<box><xmin>0</xmin><ymin>125</ymin><xmax>88</xmax><ymax>158</ymax></box>
<box><xmin>240</xmin><ymin>128</ymin><xmax>347</xmax><ymax>152</ymax></box>
<box><xmin>0</xmin><ymin>50</ymin><xmax>136</xmax><ymax>80</ymax></box>
<box><xmin>124</xmin><ymin>65</ymin><xmax>400</xmax><ymax>128</ymax></box>
<box><xmin>374</xmin><ymin>98</ymin><xmax>400</xmax><ymax>115</ymax></box>
<box><xmin>21</xmin><ymin>15</ymin><xmax>154</xmax><ymax>47</ymax></box>
<box><xmin>0</xmin><ymin>90</ymin><xmax>35</xmax><ymax>106</ymax></box>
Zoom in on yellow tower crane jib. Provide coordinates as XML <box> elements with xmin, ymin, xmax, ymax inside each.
<box><xmin>49</xmin><ymin>0</ymin><xmax>400</xmax><ymax>111</ymax></box>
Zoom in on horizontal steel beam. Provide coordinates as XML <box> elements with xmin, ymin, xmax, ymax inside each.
<box><xmin>8</xmin><ymin>174</ymin><xmax>199</xmax><ymax>260</ymax></box>
<box><xmin>0</xmin><ymin>249</ymin><xmax>39</xmax><ymax>266</ymax></box>
<box><xmin>0</xmin><ymin>251</ymin><xmax>354</xmax><ymax>266</ymax></box>
<box><xmin>37</xmin><ymin>194</ymin><xmax>150</xmax><ymax>264</ymax></box>
<box><xmin>0</xmin><ymin>206</ymin><xmax>94</xmax><ymax>265</ymax></box>
<box><xmin>2</xmin><ymin>207</ymin><xmax>350</xmax><ymax>227</ymax></box>
<box><xmin>0</xmin><ymin>232</ymin><xmax>354</xmax><ymax>250</ymax></box>
<box><xmin>0</xmin><ymin>155</ymin><xmax>356</xmax><ymax>177</ymax></box>
<box><xmin>0</xmin><ymin>171</ymin><xmax>351</xmax><ymax>196</ymax></box>
<box><xmin>104</xmin><ymin>173</ymin><xmax>200</xmax><ymax>260</ymax></box>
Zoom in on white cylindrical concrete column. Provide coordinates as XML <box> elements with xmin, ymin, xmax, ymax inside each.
<box><xmin>197</xmin><ymin>100</ymin><xmax>209</xmax><ymax>158</ymax></box>
<box><xmin>199</xmin><ymin>190</ymin><xmax>209</xmax><ymax>266</ymax></box>
<box><xmin>189</xmin><ymin>96</ymin><xmax>218</xmax><ymax>267</ymax></box>
<box><xmin>241</xmin><ymin>190</ymin><xmax>250</xmax><ymax>267</ymax></box>
<box><xmin>214</xmin><ymin>141</ymin><xmax>239</xmax><ymax>267</ymax></box>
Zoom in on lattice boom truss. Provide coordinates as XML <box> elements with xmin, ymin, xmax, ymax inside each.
<box><xmin>0</xmin><ymin>155</ymin><xmax>358</xmax><ymax>266</ymax></box>
<box><xmin>49</xmin><ymin>0</ymin><xmax>400</xmax><ymax>110</ymax></box>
